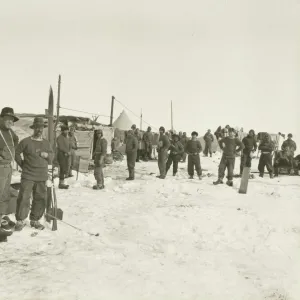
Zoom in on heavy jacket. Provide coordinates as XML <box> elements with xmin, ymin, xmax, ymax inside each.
<box><xmin>219</xmin><ymin>137</ymin><xmax>244</xmax><ymax>158</ymax></box>
<box><xmin>157</xmin><ymin>134</ymin><xmax>170</xmax><ymax>153</ymax></box>
<box><xmin>180</xmin><ymin>136</ymin><xmax>189</xmax><ymax>148</ymax></box>
<box><xmin>56</xmin><ymin>134</ymin><xmax>72</xmax><ymax>154</ymax></box>
<box><xmin>68</xmin><ymin>133</ymin><xmax>78</xmax><ymax>150</ymax></box>
<box><xmin>258</xmin><ymin>140</ymin><xmax>274</xmax><ymax>153</ymax></box>
<box><xmin>143</xmin><ymin>131</ymin><xmax>153</xmax><ymax>144</ymax></box>
<box><xmin>0</xmin><ymin>125</ymin><xmax>19</xmax><ymax>166</ymax></box>
<box><xmin>281</xmin><ymin>139</ymin><xmax>297</xmax><ymax>154</ymax></box>
<box><xmin>242</xmin><ymin>135</ymin><xmax>257</xmax><ymax>153</ymax></box>
<box><xmin>185</xmin><ymin>139</ymin><xmax>202</xmax><ymax>155</ymax></box>
<box><xmin>204</xmin><ymin>132</ymin><xmax>214</xmax><ymax>144</ymax></box>
<box><xmin>169</xmin><ymin>141</ymin><xmax>184</xmax><ymax>155</ymax></box>
<box><xmin>93</xmin><ymin>137</ymin><xmax>107</xmax><ymax>160</ymax></box>
<box><xmin>126</xmin><ymin>135</ymin><xmax>138</xmax><ymax>153</ymax></box>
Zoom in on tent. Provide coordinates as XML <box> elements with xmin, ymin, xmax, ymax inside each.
<box><xmin>112</xmin><ymin>110</ymin><xmax>134</xmax><ymax>131</ymax></box>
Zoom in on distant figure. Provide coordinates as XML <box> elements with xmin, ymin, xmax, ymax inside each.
<box><xmin>185</xmin><ymin>131</ymin><xmax>203</xmax><ymax>179</ymax></box>
<box><xmin>92</xmin><ymin>129</ymin><xmax>107</xmax><ymax>190</ymax></box>
<box><xmin>180</xmin><ymin>132</ymin><xmax>189</xmax><ymax>162</ymax></box>
<box><xmin>240</xmin><ymin>129</ymin><xmax>257</xmax><ymax>176</ymax></box>
<box><xmin>134</xmin><ymin>128</ymin><xmax>142</xmax><ymax>162</ymax></box>
<box><xmin>67</xmin><ymin>126</ymin><xmax>78</xmax><ymax>177</ymax></box>
<box><xmin>203</xmin><ymin>129</ymin><xmax>214</xmax><ymax>157</ymax></box>
<box><xmin>14</xmin><ymin>117</ymin><xmax>53</xmax><ymax>231</ymax></box>
<box><xmin>213</xmin><ymin>128</ymin><xmax>244</xmax><ymax>186</ymax></box>
<box><xmin>143</xmin><ymin>126</ymin><xmax>153</xmax><ymax>161</ymax></box>
<box><xmin>125</xmin><ymin>130</ymin><xmax>138</xmax><ymax>180</ymax></box>
<box><xmin>258</xmin><ymin>134</ymin><xmax>274</xmax><ymax>178</ymax></box>
<box><xmin>156</xmin><ymin>126</ymin><xmax>170</xmax><ymax>179</ymax></box>
<box><xmin>166</xmin><ymin>134</ymin><xmax>184</xmax><ymax>176</ymax></box>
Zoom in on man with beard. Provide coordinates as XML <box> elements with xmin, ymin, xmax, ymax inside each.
<box><xmin>185</xmin><ymin>131</ymin><xmax>203</xmax><ymax>179</ymax></box>
<box><xmin>143</xmin><ymin>126</ymin><xmax>153</xmax><ymax>161</ymax></box>
<box><xmin>240</xmin><ymin>129</ymin><xmax>257</xmax><ymax>176</ymax></box>
<box><xmin>56</xmin><ymin>125</ymin><xmax>72</xmax><ymax>189</ymax></box>
<box><xmin>67</xmin><ymin>126</ymin><xmax>78</xmax><ymax>177</ymax></box>
<box><xmin>0</xmin><ymin>107</ymin><xmax>19</xmax><ymax>242</ymax></box>
<box><xmin>14</xmin><ymin>117</ymin><xmax>53</xmax><ymax>231</ymax></box>
<box><xmin>203</xmin><ymin>129</ymin><xmax>214</xmax><ymax>157</ymax></box>
<box><xmin>258</xmin><ymin>133</ymin><xmax>274</xmax><ymax>178</ymax></box>
<box><xmin>156</xmin><ymin>126</ymin><xmax>170</xmax><ymax>179</ymax></box>
<box><xmin>92</xmin><ymin>129</ymin><xmax>107</xmax><ymax>189</ymax></box>
<box><xmin>166</xmin><ymin>134</ymin><xmax>184</xmax><ymax>176</ymax></box>
<box><xmin>180</xmin><ymin>132</ymin><xmax>189</xmax><ymax>163</ymax></box>
<box><xmin>213</xmin><ymin>128</ymin><xmax>244</xmax><ymax>186</ymax></box>
<box><xmin>125</xmin><ymin>130</ymin><xmax>138</xmax><ymax>180</ymax></box>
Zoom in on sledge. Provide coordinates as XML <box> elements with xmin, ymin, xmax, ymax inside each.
<box><xmin>238</xmin><ymin>167</ymin><xmax>250</xmax><ymax>194</ymax></box>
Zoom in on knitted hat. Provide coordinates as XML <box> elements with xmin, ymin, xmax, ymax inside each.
<box><xmin>159</xmin><ymin>126</ymin><xmax>165</xmax><ymax>133</ymax></box>
<box><xmin>191</xmin><ymin>131</ymin><xmax>198</xmax><ymax>136</ymax></box>
<box><xmin>288</xmin><ymin>133</ymin><xmax>293</xmax><ymax>138</ymax></box>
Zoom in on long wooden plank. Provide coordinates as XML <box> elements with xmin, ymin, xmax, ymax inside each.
<box><xmin>238</xmin><ymin>167</ymin><xmax>250</xmax><ymax>194</ymax></box>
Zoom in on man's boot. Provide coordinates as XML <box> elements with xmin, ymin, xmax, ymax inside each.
<box><xmin>2</xmin><ymin>216</ymin><xmax>16</xmax><ymax>228</ymax></box>
<box><xmin>30</xmin><ymin>220</ymin><xmax>45</xmax><ymax>230</ymax></box>
<box><xmin>269</xmin><ymin>173</ymin><xmax>274</xmax><ymax>179</ymax></box>
<box><xmin>59</xmin><ymin>179</ymin><xmax>69</xmax><ymax>189</ymax></box>
<box><xmin>14</xmin><ymin>220</ymin><xmax>26</xmax><ymax>231</ymax></box>
<box><xmin>259</xmin><ymin>173</ymin><xmax>264</xmax><ymax>178</ymax></box>
<box><xmin>226</xmin><ymin>180</ymin><xmax>233</xmax><ymax>187</ymax></box>
<box><xmin>0</xmin><ymin>215</ymin><xmax>14</xmax><ymax>237</ymax></box>
<box><xmin>213</xmin><ymin>178</ymin><xmax>223</xmax><ymax>185</ymax></box>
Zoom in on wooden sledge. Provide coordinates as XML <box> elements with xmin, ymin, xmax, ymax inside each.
<box><xmin>238</xmin><ymin>167</ymin><xmax>251</xmax><ymax>194</ymax></box>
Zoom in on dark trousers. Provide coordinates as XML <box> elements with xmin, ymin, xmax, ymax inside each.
<box><xmin>166</xmin><ymin>154</ymin><xmax>180</xmax><ymax>175</ymax></box>
<box><xmin>158</xmin><ymin>150</ymin><xmax>168</xmax><ymax>177</ymax></box>
<box><xmin>144</xmin><ymin>143</ymin><xmax>152</xmax><ymax>160</ymax></box>
<box><xmin>258</xmin><ymin>153</ymin><xmax>273</xmax><ymax>175</ymax></box>
<box><xmin>15</xmin><ymin>179</ymin><xmax>47</xmax><ymax>221</ymax></box>
<box><xmin>57</xmin><ymin>151</ymin><xmax>69</xmax><ymax>180</ymax></box>
<box><xmin>127</xmin><ymin>151</ymin><xmax>137</xmax><ymax>178</ymax></box>
<box><xmin>203</xmin><ymin>142</ymin><xmax>212</xmax><ymax>156</ymax></box>
<box><xmin>0</xmin><ymin>165</ymin><xmax>12</xmax><ymax>216</ymax></box>
<box><xmin>67</xmin><ymin>149</ymin><xmax>76</xmax><ymax>175</ymax></box>
<box><xmin>218</xmin><ymin>155</ymin><xmax>235</xmax><ymax>181</ymax></box>
<box><xmin>240</xmin><ymin>152</ymin><xmax>252</xmax><ymax>174</ymax></box>
<box><xmin>188</xmin><ymin>154</ymin><xmax>202</xmax><ymax>176</ymax></box>
<box><xmin>274</xmin><ymin>156</ymin><xmax>294</xmax><ymax>175</ymax></box>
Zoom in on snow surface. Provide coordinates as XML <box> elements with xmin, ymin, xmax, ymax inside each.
<box><xmin>1</xmin><ymin>153</ymin><xmax>300</xmax><ymax>300</ymax></box>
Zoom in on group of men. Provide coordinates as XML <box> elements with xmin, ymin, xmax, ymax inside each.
<box><xmin>0</xmin><ymin>106</ymin><xmax>298</xmax><ymax>243</ymax></box>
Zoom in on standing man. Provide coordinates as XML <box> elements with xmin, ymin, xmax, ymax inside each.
<box><xmin>134</xmin><ymin>128</ymin><xmax>142</xmax><ymax>162</ymax></box>
<box><xmin>56</xmin><ymin>125</ymin><xmax>71</xmax><ymax>189</ymax></box>
<box><xmin>92</xmin><ymin>129</ymin><xmax>107</xmax><ymax>190</ymax></box>
<box><xmin>0</xmin><ymin>107</ymin><xmax>19</xmax><ymax>242</ymax></box>
<box><xmin>258</xmin><ymin>134</ymin><xmax>275</xmax><ymax>178</ymax></box>
<box><xmin>213</xmin><ymin>128</ymin><xmax>244</xmax><ymax>186</ymax></box>
<box><xmin>156</xmin><ymin>126</ymin><xmax>170</xmax><ymax>179</ymax></box>
<box><xmin>14</xmin><ymin>117</ymin><xmax>53</xmax><ymax>231</ymax></box>
<box><xmin>280</xmin><ymin>133</ymin><xmax>297</xmax><ymax>174</ymax></box>
<box><xmin>203</xmin><ymin>129</ymin><xmax>214</xmax><ymax>157</ymax></box>
<box><xmin>240</xmin><ymin>129</ymin><xmax>257</xmax><ymax>176</ymax></box>
<box><xmin>180</xmin><ymin>132</ymin><xmax>189</xmax><ymax>163</ymax></box>
<box><xmin>166</xmin><ymin>134</ymin><xmax>184</xmax><ymax>176</ymax></box>
<box><xmin>125</xmin><ymin>130</ymin><xmax>138</xmax><ymax>180</ymax></box>
<box><xmin>143</xmin><ymin>126</ymin><xmax>153</xmax><ymax>161</ymax></box>
<box><xmin>67</xmin><ymin>126</ymin><xmax>78</xmax><ymax>177</ymax></box>
<box><xmin>185</xmin><ymin>131</ymin><xmax>203</xmax><ymax>179</ymax></box>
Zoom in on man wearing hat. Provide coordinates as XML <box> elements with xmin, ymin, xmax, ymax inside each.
<box><xmin>56</xmin><ymin>124</ymin><xmax>72</xmax><ymax>189</ymax></box>
<box><xmin>257</xmin><ymin>133</ymin><xmax>275</xmax><ymax>178</ymax></box>
<box><xmin>92</xmin><ymin>129</ymin><xmax>107</xmax><ymax>189</ymax></box>
<box><xmin>166</xmin><ymin>133</ymin><xmax>184</xmax><ymax>176</ymax></box>
<box><xmin>143</xmin><ymin>126</ymin><xmax>153</xmax><ymax>161</ymax></box>
<box><xmin>203</xmin><ymin>129</ymin><xmax>214</xmax><ymax>157</ymax></box>
<box><xmin>184</xmin><ymin>131</ymin><xmax>203</xmax><ymax>179</ymax></box>
<box><xmin>125</xmin><ymin>130</ymin><xmax>138</xmax><ymax>180</ymax></box>
<box><xmin>14</xmin><ymin>117</ymin><xmax>53</xmax><ymax>231</ymax></box>
<box><xmin>0</xmin><ymin>107</ymin><xmax>19</xmax><ymax>242</ymax></box>
<box><xmin>156</xmin><ymin>126</ymin><xmax>171</xmax><ymax>179</ymax></box>
<box><xmin>214</xmin><ymin>128</ymin><xmax>244</xmax><ymax>186</ymax></box>
<box><xmin>278</xmin><ymin>133</ymin><xmax>297</xmax><ymax>175</ymax></box>
<box><xmin>240</xmin><ymin>129</ymin><xmax>257</xmax><ymax>176</ymax></box>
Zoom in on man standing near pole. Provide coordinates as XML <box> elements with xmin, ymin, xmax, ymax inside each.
<box><xmin>143</xmin><ymin>126</ymin><xmax>153</xmax><ymax>161</ymax></box>
<box><xmin>14</xmin><ymin>117</ymin><xmax>53</xmax><ymax>231</ymax></box>
<box><xmin>203</xmin><ymin>129</ymin><xmax>214</xmax><ymax>157</ymax></box>
<box><xmin>67</xmin><ymin>126</ymin><xmax>78</xmax><ymax>177</ymax></box>
<box><xmin>0</xmin><ymin>107</ymin><xmax>19</xmax><ymax>242</ymax></box>
<box><xmin>125</xmin><ymin>130</ymin><xmax>138</xmax><ymax>180</ymax></box>
<box><xmin>156</xmin><ymin>126</ymin><xmax>170</xmax><ymax>179</ymax></box>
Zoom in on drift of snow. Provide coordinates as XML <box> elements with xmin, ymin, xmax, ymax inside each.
<box><xmin>1</xmin><ymin>152</ymin><xmax>300</xmax><ymax>300</ymax></box>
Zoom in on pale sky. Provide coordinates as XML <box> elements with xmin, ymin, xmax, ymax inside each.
<box><xmin>1</xmin><ymin>0</ymin><xmax>299</xmax><ymax>144</ymax></box>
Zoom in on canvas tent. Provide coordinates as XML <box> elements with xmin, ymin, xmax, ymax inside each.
<box><xmin>112</xmin><ymin>110</ymin><xmax>134</xmax><ymax>131</ymax></box>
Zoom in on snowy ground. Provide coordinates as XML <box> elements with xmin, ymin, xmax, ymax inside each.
<box><xmin>1</xmin><ymin>153</ymin><xmax>300</xmax><ymax>300</ymax></box>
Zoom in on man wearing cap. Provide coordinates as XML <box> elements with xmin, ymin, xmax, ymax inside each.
<box><xmin>125</xmin><ymin>130</ymin><xmax>138</xmax><ymax>180</ymax></box>
<box><xmin>185</xmin><ymin>131</ymin><xmax>203</xmax><ymax>179</ymax></box>
<box><xmin>257</xmin><ymin>133</ymin><xmax>275</xmax><ymax>178</ymax></box>
<box><xmin>0</xmin><ymin>107</ymin><xmax>19</xmax><ymax>242</ymax></box>
<box><xmin>143</xmin><ymin>126</ymin><xmax>153</xmax><ymax>161</ymax></box>
<box><xmin>213</xmin><ymin>128</ymin><xmax>244</xmax><ymax>186</ymax></box>
<box><xmin>240</xmin><ymin>129</ymin><xmax>257</xmax><ymax>176</ymax></box>
<box><xmin>14</xmin><ymin>117</ymin><xmax>53</xmax><ymax>231</ymax></box>
<box><xmin>92</xmin><ymin>129</ymin><xmax>107</xmax><ymax>189</ymax></box>
<box><xmin>166</xmin><ymin>134</ymin><xmax>184</xmax><ymax>176</ymax></box>
<box><xmin>67</xmin><ymin>126</ymin><xmax>78</xmax><ymax>177</ymax></box>
<box><xmin>56</xmin><ymin>125</ymin><xmax>72</xmax><ymax>189</ymax></box>
<box><xmin>203</xmin><ymin>129</ymin><xmax>214</xmax><ymax>157</ymax></box>
<box><xmin>156</xmin><ymin>126</ymin><xmax>170</xmax><ymax>179</ymax></box>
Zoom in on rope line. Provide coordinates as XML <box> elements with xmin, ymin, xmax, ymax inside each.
<box><xmin>59</xmin><ymin>107</ymin><xmax>111</xmax><ymax>118</ymax></box>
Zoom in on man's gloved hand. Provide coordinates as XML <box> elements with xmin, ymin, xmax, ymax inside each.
<box><xmin>64</xmin><ymin>152</ymin><xmax>69</xmax><ymax>157</ymax></box>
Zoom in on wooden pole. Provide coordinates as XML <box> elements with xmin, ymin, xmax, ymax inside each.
<box><xmin>140</xmin><ymin>109</ymin><xmax>142</xmax><ymax>130</ymax></box>
<box><xmin>171</xmin><ymin>100</ymin><xmax>174</xmax><ymax>131</ymax></box>
<box><xmin>47</xmin><ymin>87</ymin><xmax>54</xmax><ymax>146</ymax></box>
<box><xmin>110</xmin><ymin>96</ymin><xmax>115</xmax><ymax>126</ymax></box>
<box><xmin>55</xmin><ymin>75</ymin><xmax>61</xmax><ymax>130</ymax></box>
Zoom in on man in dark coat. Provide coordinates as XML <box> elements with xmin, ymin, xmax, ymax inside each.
<box><xmin>125</xmin><ymin>130</ymin><xmax>138</xmax><ymax>180</ymax></box>
<box><xmin>258</xmin><ymin>133</ymin><xmax>274</xmax><ymax>178</ymax></box>
<box><xmin>67</xmin><ymin>126</ymin><xmax>78</xmax><ymax>177</ymax></box>
<box><xmin>213</xmin><ymin>128</ymin><xmax>244</xmax><ymax>186</ymax></box>
<box><xmin>180</xmin><ymin>132</ymin><xmax>189</xmax><ymax>162</ymax></box>
<box><xmin>92</xmin><ymin>129</ymin><xmax>107</xmax><ymax>189</ymax></box>
<box><xmin>0</xmin><ymin>107</ymin><xmax>19</xmax><ymax>242</ymax></box>
<box><xmin>240</xmin><ymin>129</ymin><xmax>257</xmax><ymax>175</ymax></box>
<box><xmin>134</xmin><ymin>128</ymin><xmax>142</xmax><ymax>162</ymax></box>
<box><xmin>166</xmin><ymin>134</ymin><xmax>184</xmax><ymax>176</ymax></box>
<box><xmin>143</xmin><ymin>126</ymin><xmax>153</xmax><ymax>161</ymax></box>
<box><xmin>56</xmin><ymin>125</ymin><xmax>72</xmax><ymax>189</ymax></box>
<box><xmin>14</xmin><ymin>117</ymin><xmax>53</xmax><ymax>231</ymax></box>
<box><xmin>203</xmin><ymin>129</ymin><xmax>214</xmax><ymax>157</ymax></box>
<box><xmin>185</xmin><ymin>131</ymin><xmax>203</xmax><ymax>179</ymax></box>
<box><xmin>157</xmin><ymin>126</ymin><xmax>170</xmax><ymax>179</ymax></box>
